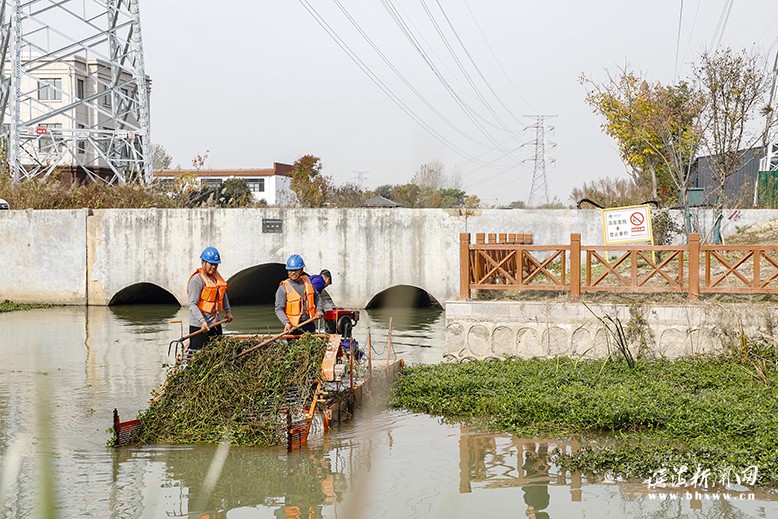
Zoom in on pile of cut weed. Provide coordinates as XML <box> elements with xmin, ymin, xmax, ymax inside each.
<box><xmin>391</xmin><ymin>356</ymin><xmax>778</xmax><ymax>485</ymax></box>
<box><xmin>131</xmin><ymin>334</ymin><xmax>327</xmax><ymax>447</ymax></box>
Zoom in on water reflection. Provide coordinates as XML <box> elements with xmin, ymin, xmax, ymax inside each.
<box><xmin>2</xmin><ymin>306</ymin><xmax>778</xmax><ymax>518</ymax></box>
<box><xmin>150</xmin><ymin>446</ymin><xmax>339</xmax><ymax>517</ymax></box>
<box><xmin>458</xmin><ymin>430</ymin><xmax>581</xmax><ymax>518</ymax></box>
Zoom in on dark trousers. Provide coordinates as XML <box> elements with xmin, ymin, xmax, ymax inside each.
<box><xmin>189</xmin><ymin>324</ymin><xmax>222</xmax><ymax>351</ymax></box>
<box><xmin>295</xmin><ymin>314</ymin><xmax>316</xmax><ymax>334</ymax></box>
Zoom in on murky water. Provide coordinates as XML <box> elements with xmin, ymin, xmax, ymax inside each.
<box><xmin>1</xmin><ymin>305</ymin><xmax>777</xmax><ymax>518</ymax></box>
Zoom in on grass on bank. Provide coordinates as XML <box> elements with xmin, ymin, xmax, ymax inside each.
<box><xmin>390</xmin><ymin>349</ymin><xmax>778</xmax><ymax>486</ymax></box>
<box><xmin>0</xmin><ymin>300</ymin><xmax>53</xmax><ymax>313</ymax></box>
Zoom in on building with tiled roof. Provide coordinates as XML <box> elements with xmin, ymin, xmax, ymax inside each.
<box><xmin>155</xmin><ymin>162</ymin><xmax>293</xmax><ymax>205</ymax></box>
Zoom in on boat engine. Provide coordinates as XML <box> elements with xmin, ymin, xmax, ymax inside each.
<box><xmin>323</xmin><ymin>308</ymin><xmax>359</xmax><ymax>338</ymax></box>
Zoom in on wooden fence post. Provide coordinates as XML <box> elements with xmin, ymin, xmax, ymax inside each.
<box><xmin>570</xmin><ymin>233</ymin><xmax>581</xmax><ymax>299</ymax></box>
<box><xmin>688</xmin><ymin>233</ymin><xmax>700</xmax><ymax>301</ymax></box>
<box><xmin>460</xmin><ymin>233</ymin><xmax>471</xmax><ymax>300</ymax></box>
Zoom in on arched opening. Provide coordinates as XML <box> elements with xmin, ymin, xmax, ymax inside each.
<box><xmin>366</xmin><ymin>285</ymin><xmax>441</xmax><ymax>309</ymax></box>
<box><xmin>109</xmin><ymin>282</ymin><xmax>179</xmax><ymax>306</ymax></box>
<box><xmin>227</xmin><ymin>263</ymin><xmax>288</xmax><ymax>305</ymax></box>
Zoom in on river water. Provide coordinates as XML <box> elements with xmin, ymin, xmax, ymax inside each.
<box><xmin>1</xmin><ymin>305</ymin><xmax>776</xmax><ymax>518</ymax></box>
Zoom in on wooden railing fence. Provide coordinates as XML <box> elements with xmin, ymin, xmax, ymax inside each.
<box><xmin>459</xmin><ymin>232</ymin><xmax>778</xmax><ymax>301</ymax></box>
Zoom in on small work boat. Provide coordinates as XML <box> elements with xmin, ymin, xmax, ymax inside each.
<box><xmin>113</xmin><ymin>308</ymin><xmax>404</xmax><ymax>451</ymax></box>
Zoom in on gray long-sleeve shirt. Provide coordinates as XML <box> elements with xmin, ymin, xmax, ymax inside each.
<box><xmin>274</xmin><ymin>278</ymin><xmax>322</xmax><ymax>325</ymax></box>
<box><xmin>188</xmin><ymin>273</ymin><xmax>231</xmax><ymax>327</ymax></box>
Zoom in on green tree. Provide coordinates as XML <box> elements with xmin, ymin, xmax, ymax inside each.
<box><xmin>581</xmin><ymin>70</ymin><xmax>667</xmax><ymax>200</ymax></box>
<box><xmin>438</xmin><ymin>188</ymin><xmax>466</xmax><ymax>207</ymax></box>
<box><xmin>390</xmin><ymin>183</ymin><xmax>422</xmax><ymax>207</ymax></box>
<box><xmin>289</xmin><ymin>155</ymin><xmax>331</xmax><ymax>208</ymax></box>
<box><xmin>580</xmin><ymin>70</ymin><xmax>704</xmax><ymax>206</ymax></box>
<box><xmin>218</xmin><ymin>178</ymin><xmax>253</xmax><ymax>207</ymax></box>
<box><xmin>464</xmin><ymin>194</ymin><xmax>481</xmax><ymax>209</ymax></box>
<box><xmin>647</xmin><ymin>81</ymin><xmax>706</xmax><ymax>207</ymax></box>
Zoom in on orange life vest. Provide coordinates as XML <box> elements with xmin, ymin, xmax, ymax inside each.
<box><xmin>282</xmin><ymin>276</ymin><xmax>316</xmax><ymax>326</ymax></box>
<box><xmin>188</xmin><ymin>268</ymin><xmax>227</xmax><ymax>315</ymax></box>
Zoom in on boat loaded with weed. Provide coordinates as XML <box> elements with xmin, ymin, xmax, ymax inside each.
<box><xmin>112</xmin><ymin>308</ymin><xmax>404</xmax><ymax>450</ymax></box>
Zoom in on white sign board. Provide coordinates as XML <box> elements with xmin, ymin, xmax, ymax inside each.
<box><xmin>601</xmin><ymin>204</ymin><xmax>653</xmax><ymax>244</ymax></box>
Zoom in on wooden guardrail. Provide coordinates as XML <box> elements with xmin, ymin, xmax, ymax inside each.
<box><xmin>459</xmin><ymin>232</ymin><xmax>778</xmax><ymax>301</ymax></box>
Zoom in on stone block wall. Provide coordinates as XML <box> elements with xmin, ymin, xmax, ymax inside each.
<box><xmin>445</xmin><ymin>300</ymin><xmax>778</xmax><ymax>361</ymax></box>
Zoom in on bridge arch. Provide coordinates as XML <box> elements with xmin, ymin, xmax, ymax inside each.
<box><xmin>366</xmin><ymin>284</ymin><xmax>442</xmax><ymax>309</ymax></box>
<box><xmin>109</xmin><ymin>282</ymin><xmax>179</xmax><ymax>306</ymax></box>
<box><xmin>227</xmin><ymin>263</ymin><xmax>287</xmax><ymax>305</ymax></box>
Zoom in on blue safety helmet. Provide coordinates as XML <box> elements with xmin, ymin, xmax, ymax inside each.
<box><xmin>200</xmin><ymin>246</ymin><xmax>221</xmax><ymax>265</ymax></box>
<box><xmin>286</xmin><ymin>254</ymin><xmax>305</xmax><ymax>270</ymax></box>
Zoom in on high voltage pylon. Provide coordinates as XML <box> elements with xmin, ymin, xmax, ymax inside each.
<box><xmin>0</xmin><ymin>0</ymin><xmax>153</xmax><ymax>184</ymax></box>
<box><xmin>522</xmin><ymin>115</ymin><xmax>556</xmax><ymax>207</ymax></box>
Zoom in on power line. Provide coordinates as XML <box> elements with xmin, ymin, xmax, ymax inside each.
<box><xmin>378</xmin><ymin>0</ymin><xmax>522</xmax><ymax>160</ymax></box>
<box><xmin>422</xmin><ymin>0</ymin><xmax>523</xmax><ymax>138</ymax></box>
<box><xmin>674</xmin><ymin>0</ymin><xmax>684</xmax><ymax>82</ymax></box>
<box><xmin>330</xmin><ymin>0</ymin><xmax>495</xmax><ymax>151</ymax></box>
<box><xmin>460</xmin><ymin>0</ymin><xmax>537</xmax><ymax>114</ymax></box>
<box><xmin>296</xmin><ymin>0</ymin><xmax>493</xmax><ymax>166</ymax></box>
<box><xmin>711</xmin><ymin>0</ymin><xmax>735</xmax><ymax>50</ymax></box>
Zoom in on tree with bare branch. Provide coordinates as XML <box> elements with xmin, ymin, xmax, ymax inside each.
<box><xmin>694</xmin><ymin>49</ymin><xmax>770</xmax><ymax>211</ymax></box>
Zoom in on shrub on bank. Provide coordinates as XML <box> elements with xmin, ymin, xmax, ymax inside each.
<box><xmin>391</xmin><ymin>350</ymin><xmax>778</xmax><ymax>486</ymax></box>
<box><xmin>0</xmin><ymin>173</ymin><xmax>260</xmax><ymax>209</ymax></box>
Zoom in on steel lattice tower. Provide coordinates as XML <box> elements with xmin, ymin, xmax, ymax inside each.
<box><xmin>0</xmin><ymin>0</ymin><xmax>152</xmax><ymax>183</ymax></box>
<box><xmin>523</xmin><ymin>115</ymin><xmax>556</xmax><ymax>207</ymax></box>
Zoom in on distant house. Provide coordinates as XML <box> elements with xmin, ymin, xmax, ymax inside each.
<box><xmin>154</xmin><ymin>162</ymin><xmax>293</xmax><ymax>205</ymax></box>
<box><xmin>363</xmin><ymin>195</ymin><xmax>401</xmax><ymax>208</ymax></box>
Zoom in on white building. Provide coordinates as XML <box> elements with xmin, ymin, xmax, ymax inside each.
<box><xmin>2</xmin><ymin>54</ymin><xmax>150</xmax><ymax>184</ymax></box>
<box><xmin>154</xmin><ymin>163</ymin><xmax>293</xmax><ymax>205</ymax></box>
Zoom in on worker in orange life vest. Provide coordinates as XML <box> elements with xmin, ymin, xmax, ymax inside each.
<box><xmin>187</xmin><ymin>246</ymin><xmax>233</xmax><ymax>351</ymax></box>
<box><xmin>274</xmin><ymin>254</ymin><xmax>323</xmax><ymax>334</ymax></box>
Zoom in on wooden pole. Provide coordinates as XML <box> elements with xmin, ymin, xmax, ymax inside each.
<box><xmin>234</xmin><ymin>315</ymin><xmax>318</xmax><ymax>360</ymax></box>
<box><xmin>386</xmin><ymin>317</ymin><xmax>393</xmax><ymax>365</ymax></box>
<box><xmin>688</xmin><ymin>233</ymin><xmax>700</xmax><ymax>301</ymax></box>
<box><xmin>459</xmin><ymin>233</ymin><xmax>471</xmax><ymax>300</ymax></box>
<box><xmin>367</xmin><ymin>327</ymin><xmax>373</xmax><ymax>377</ymax></box>
<box><xmin>570</xmin><ymin>233</ymin><xmax>581</xmax><ymax>300</ymax></box>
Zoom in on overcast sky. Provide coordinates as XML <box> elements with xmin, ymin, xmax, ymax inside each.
<box><xmin>139</xmin><ymin>1</ymin><xmax>778</xmax><ymax>206</ymax></box>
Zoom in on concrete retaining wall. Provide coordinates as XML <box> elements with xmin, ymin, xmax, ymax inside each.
<box><xmin>2</xmin><ymin>207</ymin><xmax>778</xmax><ymax>306</ymax></box>
<box><xmin>445</xmin><ymin>300</ymin><xmax>778</xmax><ymax>360</ymax></box>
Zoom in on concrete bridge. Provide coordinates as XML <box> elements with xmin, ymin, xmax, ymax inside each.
<box><xmin>3</xmin><ymin>207</ymin><xmax>777</xmax><ymax>308</ymax></box>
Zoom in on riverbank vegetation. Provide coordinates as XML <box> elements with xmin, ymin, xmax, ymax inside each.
<box><xmin>0</xmin><ymin>155</ymin><xmax>486</xmax><ymax>209</ymax></box>
<box><xmin>391</xmin><ymin>340</ymin><xmax>778</xmax><ymax>486</ymax></box>
<box><xmin>0</xmin><ymin>300</ymin><xmax>53</xmax><ymax>312</ymax></box>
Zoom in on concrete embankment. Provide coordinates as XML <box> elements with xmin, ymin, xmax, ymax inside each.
<box><xmin>445</xmin><ymin>300</ymin><xmax>777</xmax><ymax>360</ymax></box>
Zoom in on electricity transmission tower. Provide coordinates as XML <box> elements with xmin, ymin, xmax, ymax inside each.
<box><xmin>522</xmin><ymin>115</ymin><xmax>556</xmax><ymax>207</ymax></box>
<box><xmin>0</xmin><ymin>0</ymin><xmax>153</xmax><ymax>183</ymax></box>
